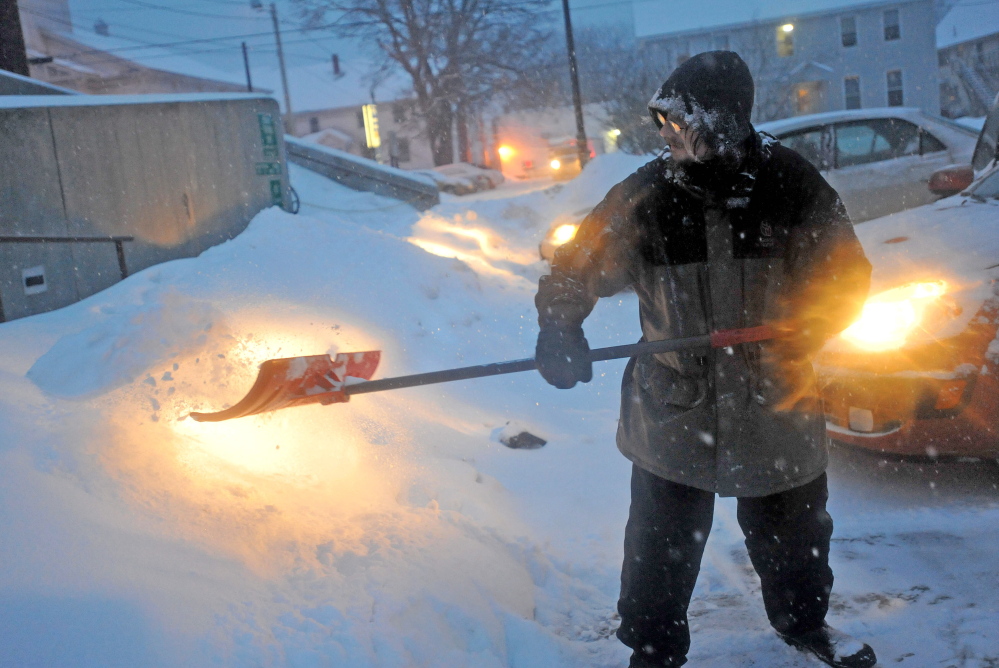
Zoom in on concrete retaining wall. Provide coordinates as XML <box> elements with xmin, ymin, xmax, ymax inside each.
<box><xmin>285</xmin><ymin>136</ymin><xmax>439</xmax><ymax>210</ymax></box>
<box><xmin>0</xmin><ymin>69</ymin><xmax>76</xmax><ymax>96</ymax></box>
<box><xmin>0</xmin><ymin>93</ymin><xmax>290</xmax><ymax>322</ymax></box>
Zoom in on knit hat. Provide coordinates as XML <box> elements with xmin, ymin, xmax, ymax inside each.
<box><xmin>648</xmin><ymin>51</ymin><xmax>755</xmax><ymax>159</ymax></box>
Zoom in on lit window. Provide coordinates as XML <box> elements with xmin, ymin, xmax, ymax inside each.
<box><xmin>777</xmin><ymin>24</ymin><xmax>794</xmax><ymax>57</ymax></box>
<box><xmin>841</xmin><ymin>16</ymin><xmax>857</xmax><ymax>47</ymax></box>
<box><xmin>884</xmin><ymin>9</ymin><xmax>900</xmax><ymax>41</ymax></box>
<box><xmin>844</xmin><ymin>76</ymin><xmax>861</xmax><ymax>109</ymax></box>
<box><xmin>886</xmin><ymin>69</ymin><xmax>903</xmax><ymax>106</ymax></box>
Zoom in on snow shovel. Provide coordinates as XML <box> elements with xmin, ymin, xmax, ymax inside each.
<box><xmin>189</xmin><ymin>325</ymin><xmax>780</xmax><ymax>423</ymax></box>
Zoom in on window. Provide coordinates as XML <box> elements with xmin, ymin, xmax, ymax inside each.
<box><xmin>886</xmin><ymin>69</ymin><xmax>903</xmax><ymax>106</ymax></box>
<box><xmin>920</xmin><ymin>131</ymin><xmax>946</xmax><ymax>154</ymax></box>
<box><xmin>357</xmin><ymin>110</ymin><xmax>365</xmax><ymax>129</ymax></box>
<box><xmin>779</xmin><ymin>127</ymin><xmax>830</xmax><ymax>170</ymax></box>
<box><xmin>834</xmin><ymin>118</ymin><xmax>921</xmax><ymax>168</ymax></box>
<box><xmin>844</xmin><ymin>76</ymin><xmax>861</xmax><ymax>109</ymax></box>
<box><xmin>972</xmin><ymin>169</ymin><xmax>999</xmax><ymax>199</ymax></box>
<box><xmin>396</xmin><ymin>137</ymin><xmax>411</xmax><ymax>163</ymax></box>
<box><xmin>884</xmin><ymin>9</ymin><xmax>900</xmax><ymax>41</ymax></box>
<box><xmin>392</xmin><ymin>103</ymin><xmax>407</xmax><ymax>124</ymax></box>
<box><xmin>309</xmin><ymin>116</ymin><xmax>320</xmax><ymax>133</ymax></box>
<box><xmin>777</xmin><ymin>23</ymin><xmax>794</xmax><ymax>57</ymax></box>
<box><xmin>841</xmin><ymin>16</ymin><xmax>857</xmax><ymax>47</ymax></box>
<box><xmin>713</xmin><ymin>34</ymin><xmax>729</xmax><ymax>50</ymax></box>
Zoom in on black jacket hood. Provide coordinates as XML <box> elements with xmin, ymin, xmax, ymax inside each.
<box><xmin>648</xmin><ymin>51</ymin><xmax>755</xmax><ymax>159</ymax></box>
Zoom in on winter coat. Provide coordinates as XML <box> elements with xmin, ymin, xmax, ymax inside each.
<box><xmin>535</xmin><ymin>133</ymin><xmax>871</xmax><ymax>497</ymax></box>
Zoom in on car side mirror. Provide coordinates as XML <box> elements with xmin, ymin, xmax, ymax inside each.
<box><xmin>928</xmin><ymin>164</ymin><xmax>974</xmax><ymax>198</ymax></box>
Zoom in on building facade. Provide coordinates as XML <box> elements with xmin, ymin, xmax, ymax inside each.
<box><xmin>937</xmin><ymin>0</ymin><xmax>999</xmax><ymax>118</ymax></box>
<box><xmin>18</xmin><ymin>0</ymin><xmax>250</xmax><ymax>95</ymax></box>
<box><xmin>288</xmin><ymin>99</ymin><xmax>436</xmax><ymax>170</ymax></box>
<box><xmin>636</xmin><ymin>0</ymin><xmax>940</xmax><ymax>123</ymax></box>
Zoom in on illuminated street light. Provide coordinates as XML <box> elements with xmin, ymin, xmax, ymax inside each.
<box><xmin>782</xmin><ymin>23</ymin><xmax>794</xmax><ymax>32</ymax></box>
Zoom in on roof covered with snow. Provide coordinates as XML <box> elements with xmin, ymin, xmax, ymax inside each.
<box><xmin>634</xmin><ymin>0</ymin><xmax>924</xmax><ymax>39</ymax></box>
<box><xmin>937</xmin><ymin>0</ymin><xmax>999</xmax><ymax>49</ymax></box>
<box><xmin>56</xmin><ymin>29</ymin><xmax>250</xmax><ymax>88</ymax></box>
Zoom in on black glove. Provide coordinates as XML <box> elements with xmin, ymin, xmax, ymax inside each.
<box><xmin>535</xmin><ymin>326</ymin><xmax>593</xmax><ymax>389</ymax></box>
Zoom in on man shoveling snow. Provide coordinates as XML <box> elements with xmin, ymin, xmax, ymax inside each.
<box><xmin>534</xmin><ymin>51</ymin><xmax>876</xmax><ymax>668</ymax></box>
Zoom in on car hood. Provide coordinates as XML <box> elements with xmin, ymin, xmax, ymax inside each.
<box><xmin>855</xmin><ymin>193</ymin><xmax>999</xmax><ymax>293</ymax></box>
<box><xmin>824</xmin><ymin>192</ymin><xmax>999</xmax><ymax>349</ymax></box>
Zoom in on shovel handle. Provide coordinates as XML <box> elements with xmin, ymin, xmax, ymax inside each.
<box><xmin>345</xmin><ymin>325</ymin><xmax>778</xmax><ymax>397</ymax></box>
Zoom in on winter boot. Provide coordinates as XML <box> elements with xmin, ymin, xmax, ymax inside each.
<box><xmin>778</xmin><ymin>624</ymin><xmax>877</xmax><ymax>668</ymax></box>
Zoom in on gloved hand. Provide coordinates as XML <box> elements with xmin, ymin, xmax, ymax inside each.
<box><xmin>535</xmin><ymin>326</ymin><xmax>593</xmax><ymax>389</ymax></box>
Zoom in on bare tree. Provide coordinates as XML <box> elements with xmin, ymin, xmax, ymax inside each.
<box><xmin>505</xmin><ymin>26</ymin><xmax>668</xmax><ymax>155</ymax></box>
<box><xmin>296</xmin><ymin>0</ymin><xmax>550</xmax><ymax>165</ymax></box>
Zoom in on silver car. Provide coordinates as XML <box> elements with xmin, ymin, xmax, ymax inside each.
<box><xmin>759</xmin><ymin>108</ymin><xmax>979</xmax><ymax>222</ymax></box>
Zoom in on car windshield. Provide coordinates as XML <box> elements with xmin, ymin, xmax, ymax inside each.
<box><xmin>970</xmin><ymin>168</ymin><xmax>999</xmax><ymax>199</ymax></box>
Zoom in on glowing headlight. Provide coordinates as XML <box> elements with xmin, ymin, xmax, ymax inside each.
<box><xmin>840</xmin><ymin>280</ymin><xmax>948</xmax><ymax>351</ymax></box>
<box><xmin>551</xmin><ymin>223</ymin><xmax>578</xmax><ymax>246</ymax></box>
<box><xmin>550</xmin><ymin>159</ymin><xmax>562</xmax><ymax>170</ymax></box>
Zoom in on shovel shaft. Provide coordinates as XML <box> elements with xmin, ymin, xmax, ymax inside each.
<box><xmin>345</xmin><ymin>326</ymin><xmax>777</xmax><ymax>397</ymax></box>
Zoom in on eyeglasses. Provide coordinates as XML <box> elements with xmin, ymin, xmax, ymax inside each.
<box><xmin>656</xmin><ymin>111</ymin><xmax>684</xmax><ymax>133</ymax></box>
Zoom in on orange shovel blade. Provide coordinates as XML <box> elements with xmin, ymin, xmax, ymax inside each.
<box><xmin>189</xmin><ymin>351</ymin><xmax>380</xmax><ymax>422</ymax></box>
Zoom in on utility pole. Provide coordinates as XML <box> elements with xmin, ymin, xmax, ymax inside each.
<box><xmin>241</xmin><ymin>41</ymin><xmax>253</xmax><ymax>92</ymax></box>
<box><xmin>0</xmin><ymin>0</ymin><xmax>30</xmax><ymax>76</ymax></box>
<box><xmin>270</xmin><ymin>3</ymin><xmax>293</xmax><ymax>133</ymax></box>
<box><xmin>561</xmin><ymin>0</ymin><xmax>589</xmax><ymax>169</ymax></box>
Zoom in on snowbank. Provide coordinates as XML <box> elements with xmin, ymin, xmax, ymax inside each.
<box><xmin>2</xmin><ymin>152</ymin><xmax>998</xmax><ymax>667</ymax></box>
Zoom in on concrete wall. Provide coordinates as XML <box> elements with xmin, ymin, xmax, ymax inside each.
<box><xmin>285</xmin><ymin>136</ymin><xmax>439</xmax><ymax>210</ymax></box>
<box><xmin>0</xmin><ymin>93</ymin><xmax>289</xmax><ymax>322</ymax></box>
<box><xmin>0</xmin><ymin>69</ymin><xmax>75</xmax><ymax>96</ymax></box>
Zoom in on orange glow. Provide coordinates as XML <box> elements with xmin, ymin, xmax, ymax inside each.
<box><xmin>497</xmin><ymin>145</ymin><xmax>515</xmax><ymax>161</ymax></box>
<box><xmin>840</xmin><ymin>280</ymin><xmax>949</xmax><ymax>351</ymax></box>
<box><xmin>551</xmin><ymin>223</ymin><xmax>578</xmax><ymax>246</ymax></box>
<box><xmin>550</xmin><ymin>159</ymin><xmax>562</xmax><ymax>170</ymax></box>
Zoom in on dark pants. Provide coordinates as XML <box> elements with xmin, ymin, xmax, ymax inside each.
<box><xmin>617</xmin><ymin>465</ymin><xmax>834</xmax><ymax>667</ymax></box>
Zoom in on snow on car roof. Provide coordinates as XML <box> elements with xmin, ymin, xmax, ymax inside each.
<box><xmin>756</xmin><ymin>107</ymin><xmax>976</xmax><ymax>136</ymax></box>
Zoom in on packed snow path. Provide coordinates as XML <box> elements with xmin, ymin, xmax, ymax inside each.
<box><xmin>1</xmin><ymin>156</ymin><xmax>997</xmax><ymax>667</ymax></box>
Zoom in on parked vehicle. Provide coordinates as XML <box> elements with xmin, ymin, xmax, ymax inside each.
<box><xmin>758</xmin><ymin>108</ymin><xmax>978</xmax><ymax>222</ymax></box>
<box><xmin>814</xmin><ymin>98</ymin><xmax>999</xmax><ymax>457</ymax></box>
<box><xmin>418</xmin><ymin>163</ymin><xmax>504</xmax><ymax>196</ymax></box>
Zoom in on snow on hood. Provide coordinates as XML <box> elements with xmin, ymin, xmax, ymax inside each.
<box><xmin>847</xmin><ymin>191</ymin><xmax>999</xmax><ymax>342</ymax></box>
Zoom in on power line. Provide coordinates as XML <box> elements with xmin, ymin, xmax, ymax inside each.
<box><xmin>112</xmin><ymin>0</ymin><xmax>273</xmax><ymax>21</ymax></box>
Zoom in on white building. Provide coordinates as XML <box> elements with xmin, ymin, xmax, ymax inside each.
<box><xmin>634</xmin><ymin>0</ymin><xmax>941</xmax><ymax>122</ymax></box>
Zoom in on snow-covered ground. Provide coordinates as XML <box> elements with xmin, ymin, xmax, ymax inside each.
<box><xmin>1</xmin><ymin>154</ymin><xmax>998</xmax><ymax>667</ymax></box>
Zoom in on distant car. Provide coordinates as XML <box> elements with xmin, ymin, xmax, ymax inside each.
<box><xmin>814</xmin><ymin>98</ymin><xmax>999</xmax><ymax>457</ymax></box>
<box><xmin>758</xmin><ymin>108</ymin><xmax>978</xmax><ymax>222</ymax></box>
<box><xmin>548</xmin><ymin>140</ymin><xmax>595</xmax><ymax>181</ymax></box>
<box><xmin>420</xmin><ymin>163</ymin><xmax>504</xmax><ymax>195</ymax></box>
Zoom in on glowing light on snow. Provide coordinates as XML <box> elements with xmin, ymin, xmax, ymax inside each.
<box><xmin>497</xmin><ymin>145</ymin><xmax>515</xmax><ymax>160</ymax></box>
<box><xmin>550</xmin><ymin>158</ymin><xmax>562</xmax><ymax>170</ymax></box>
<box><xmin>407</xmin><ymin>213</ymin><xmax>539</xmax><ymax>273</ymax></box>
<box><xmin>551</xmin><ymin>223</ymin><xmax>578</xmax><ymax>246</ymax></box>
<box><xmin>840</xmin><ymin>280</ymin><xmax>949</xmax><ymax>351</ymax></box>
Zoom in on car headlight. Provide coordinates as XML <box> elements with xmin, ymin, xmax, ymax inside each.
<box><xmin>551</xmin><ymin>223</ymin><xmax>578</xmax><ymax>246</ymax></box>
<box><xmin>839</xmin><ymin>280</ymin><xmax>951</xmax><ymax>351</ymax></box>
<box><xmin>550</xmin><ymin>159</ymin><xmax>562</xmax><ymax>170</ymax></box>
